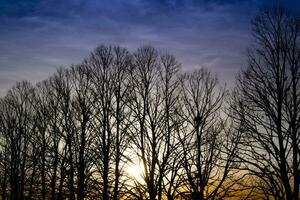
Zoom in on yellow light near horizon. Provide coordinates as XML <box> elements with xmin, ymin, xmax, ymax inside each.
<box><xmin>125</xmin><ymin>164</ymin><xmax>145</xmax><ymax>184</ymax></box>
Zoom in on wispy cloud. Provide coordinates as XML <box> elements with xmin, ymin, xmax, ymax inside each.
<box><xmin>0</xmin><ymin>0</ymin><xmax>299</xmax><ymax>94</ymax></box>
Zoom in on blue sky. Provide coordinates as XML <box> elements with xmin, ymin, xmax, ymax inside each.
<box><xmin>0</xmin><ymin>0</ymin><xmax>299</xmax><ymax>94</ymax></box>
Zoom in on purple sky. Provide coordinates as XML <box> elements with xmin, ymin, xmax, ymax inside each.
<box><xmin>0</xmin><ymin>0</ymin><xmax>299</xmax><ymax>95</ymax></box>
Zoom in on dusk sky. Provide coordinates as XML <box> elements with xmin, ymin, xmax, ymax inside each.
<box><xmin>0</xmin><ymin>0</ymin><xmax>299</xmax><ymax>95</ymax></box>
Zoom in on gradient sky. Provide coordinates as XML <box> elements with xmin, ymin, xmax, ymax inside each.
<box><xmin>0</xmin><ymin>0</ymin><xmax>299</xmax><ymax>95</ymax></box>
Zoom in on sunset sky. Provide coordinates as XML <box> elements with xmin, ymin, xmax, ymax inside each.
<box><xmin>0</xmin><ymin>0</ymin><xmax>299</xmax><ymax>95</ymax></box>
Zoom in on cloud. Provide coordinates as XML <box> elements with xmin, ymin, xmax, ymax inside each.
<box><xmin>0</xmin><ymin>0</ymin><xmax>299</xmax><ymax>94</ymax></box>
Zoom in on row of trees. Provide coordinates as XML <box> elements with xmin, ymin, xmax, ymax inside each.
<box><xmin>0</xmin><ymin>45</ymin><xmax>238</xmax><ymax>200</ymax></box>
<box><xmin>0</xmin><ymin>6</ymin><xmax>299</xmax><ymax>200</ymax></box>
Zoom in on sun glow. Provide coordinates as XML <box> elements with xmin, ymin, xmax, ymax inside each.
<box><xmin>125</xmin><ymin>164</ymin><xmax>145</xmax><ymax>184</ymax></box>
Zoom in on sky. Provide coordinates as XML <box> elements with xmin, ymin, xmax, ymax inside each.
<box><xmin>0</xmin><ymin>0</ymin><xmax>299</xmax><ymax>95</ymax></box>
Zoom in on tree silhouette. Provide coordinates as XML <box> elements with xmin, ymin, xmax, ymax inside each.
<box><xmin>177</xmin><ymin>69</ymin><xmax>240</xmax><ymax>200</ymax></box>
<box><xmin>1</xmin><ymin>7</ymin><xmax>298</xmax><ymax>198</ymax></box>
<box><xmin>128</xmin><ymin>47</ymin><xmax>182</xmax><ymax>200</ymax></box>
<box><xmin>231</xmin><ymin>6</ymin><xmax>300</xmax><ymax>200</ymax></box>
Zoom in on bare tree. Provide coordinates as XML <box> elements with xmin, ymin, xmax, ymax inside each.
<box><xmin>31</xmin><ymin>81</ymin><xmax>52</xmax><ymax>200</ymax></box>
<box><xmin>156</xmin><ymin>53</ymin><xmax>181</xmax><ymax>200</ymax></box>
<box><xmin>231</xmin><ymin>6</ymin><xmax>300</xmax><ymax>200</ymax></box>
<box><xmin>53</xmin><ymin>69</ymin><xmax>76</xmax><ymax>200</ymax></box>
<box><xmin>69</xmin><ymin>63</ymin><xmax>95</xmax><ymax>200</ymax></box>
<box><xmin>0</xmin><ymin>98</ymin><xmax>9</xmax><ymax>200</ymax></box>
<box><xmin>0</xmin><ymin>44</ymin><xmax>245</xmax><ymax>200</ymax></box>
<box><xmin>45</xmin><ymin>71</ymin><xmax>71</xmax><ymax>200</ymax></box>
<box><xmin>128</xmin><ymin>46</ymin><xmax>163</xmax><ymax>200</ymax></box>
<box><xmin>128</xmin><ymin>47</ymin><xmax>181</xmax><ymax>200</ymax></box>
<box><xmin>88</xmin><ymin>45</ymin><xmax>133</xmax><ymax>200</ymax></box>
<box><xmin>109</xmin><ymin>46</ymin><xmax>133</xmax><ymax>200</ymax></box>
<box><xmin>177</xmin><ymin>69</ymin><xmax>239</xmax><ymax>200</ymax></box>
<box><xmin>0</xmin><ymin>81</ymin><xmax>36</xmax><ymax>200</ymax></box>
